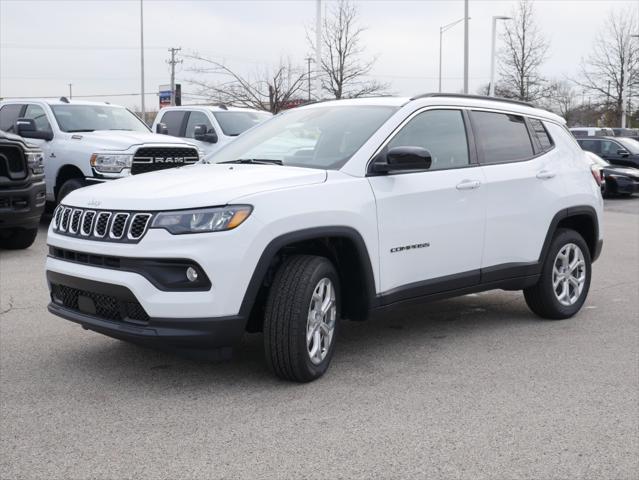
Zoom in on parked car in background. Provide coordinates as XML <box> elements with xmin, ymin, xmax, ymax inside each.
<box><xmin>0</xmin><ymin>98</ymin><xmax>201</xmax><ymax>205</ymax></box>
<box><xmin>585</xmin><ymin>150</ymin><xmax>639</xmax><ymax>197</ymax></box>
<box><xmin>46</xmin><ymin>94</ymin><xmax>603</xmax><ymax>382</ymax></box>
<box><xmin>570</xmin><ymin>127</ymin><xmax>616</xmax><ymax>137</ymax></box>
<box><xmin>152</xmin><ymin>105</ymin><xmax>271</xmax><ymax>157</ymax></box>
<box><xmin>0</xmin><ymin>130</ymin><xmax>45</xmax><ymax>249</ymax></box>
<box><xmin>611</xmin><ymin>128</ymin><xmax>639</xmax><ymax>141</ymax></box>
<box><xmin>577</xmin><ymin>136</ymin><xmax>639</xmax><ymax>168</ymax></box>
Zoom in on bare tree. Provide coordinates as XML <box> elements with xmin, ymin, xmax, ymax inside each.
<box><xmin>575</xmin><ymin>7</ymin><xmax>638</xmax><ymax>126</ymax></box>
<box><xmin>498</xmin><ymin>0</ymin><xmax>549</xmax><ymax>102</ymax></box>
<box><xmin>547</xmin><ymin>80</ymin><xmax>579</xmax><ymax>124</ymax></box>
<box><xmin>308</xmin><ymin>0</ymin><xmax>388</xmax><ymax>99</ymax></box>
<box><xmin>187</xmin><ymin>55</ymin><xmax>307</xmax><ymax>114</ymax></box>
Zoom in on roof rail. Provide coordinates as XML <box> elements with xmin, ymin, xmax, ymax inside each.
<box><xmin>410</xmin><ymin>93</ymin><xmax>534</xmax><ymax>108</ymax></box>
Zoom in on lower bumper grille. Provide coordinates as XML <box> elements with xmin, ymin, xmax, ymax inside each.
<box><xmin>50</xmin><ymin>283</ymin><xmax>150</xmax><ymax>324</ymax></box>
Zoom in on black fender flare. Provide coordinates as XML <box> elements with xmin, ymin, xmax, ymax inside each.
<box><xmin>237</xmin><ymin>226</ymin><xmax>377</xmax><ymax>319</ymax></box>
<box><xmin>538</xmin><ymin>205</ymin><xmax>601</xmax><ymax>264</ymax></box>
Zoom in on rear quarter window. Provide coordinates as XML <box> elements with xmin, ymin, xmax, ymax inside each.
<box><xmin>470</xmin><ymin>111</ymin><xmax>534</xmax><ymax>164</ymax></box>
<box><xmin>529</xmin><ymin>118</ymin><xmax>554</xmax><ymax>152</ymax></box>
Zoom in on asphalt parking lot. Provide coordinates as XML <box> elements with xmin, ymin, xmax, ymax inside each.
<box><xmin>1</xmin><ymin>197</ymin><xmax>638</xmax><ymax>480</ymax></box>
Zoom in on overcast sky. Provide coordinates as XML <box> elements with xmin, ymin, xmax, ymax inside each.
<box><xmin>0</xmin><ymin>0</ymin><xmax>637</xmax><ymax>110</ymax></box>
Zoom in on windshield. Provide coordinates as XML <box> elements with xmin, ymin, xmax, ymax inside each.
<box><xmin>615</xmin><ymin>137</ymin><xmax>639</xmax><ymax>154</ymax></box>
<box><xmin>207</xmin><ymin>105</ymin><xmax>398</xmax><ymax>170</ymax></box>
<box><xmin>212</xmin><ymin>111</ymin><xmax>271</xmax><ymax>136</ymax></box>
<box><xmin>51</xmin><ymin>105</ymin><xmax>150</xmax><ymax>133</ymax></box>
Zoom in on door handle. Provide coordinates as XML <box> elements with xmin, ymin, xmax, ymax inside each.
<box><xmin>456</xmin><ymin>179</ymin><xmax>481</xmax><ymax>190</ymax></box>
<box><xmin>536</xmin><ymin>170</ymin><xmax>556</xmax><ymax>180</ymax></box>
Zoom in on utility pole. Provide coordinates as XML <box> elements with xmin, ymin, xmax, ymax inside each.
<box><xmin>167</xmin><ymin>47</ymin><xmax>183</xmax><ymax>106</ymax></box>
<box><xmin>438</xmin><ymin>17</ymin><xmax>466</xmax><ymax>93</ymax></box>
<box><xmin>68</xmin><ymin>83</ymin><xmax>73</xmax><ymax>100</ymax></box>
<box><xmin>140</xmin><ymin>0</ymin><xmax>146</xmax><ymax>122</ymax></box>
<box><xmin>315</xmin><ymin>0</ymin><xmax>322</xmax><ymax>100</ymax></box>
<box><xmin>305</xmin><ymin>57</ymin><xmax>313</xmax><ymax>101</ymax></box>
<box><xmin>463</xmin><ymin>0</ymin><xmax>469</xmax><ymax>93</ymax></box>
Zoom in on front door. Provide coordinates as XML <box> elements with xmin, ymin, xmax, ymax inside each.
<box><xmin>368</xmin><ymin>108</ymin><xmax>486</xmax><ymax>302</ymax></box>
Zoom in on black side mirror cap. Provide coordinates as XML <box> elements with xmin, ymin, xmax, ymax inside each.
<box><xmin>194</xmin><ymin>125</ymin><xmax>218</xmax><ymax>143</ymax></box>
<box><xmin>372</xmin><ymin>146</ymin><xmax>432</xmax><ymax>174</ymax></box>
<box><xmin>155</xmin><ymin>123</ymin><xmax>169</xmax><ymax>135</ymax></box>
<box><xmin>15</xmin><ymin>118</ymin><xmax>53</xmax><ymax>141</ymax></box>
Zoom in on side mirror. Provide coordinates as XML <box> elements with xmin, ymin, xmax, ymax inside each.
<box><xmin>372</xmin><ymin>146</ymin><xmax>432</xmax><ymax>174</ymax></box>
<box><xmin>194</xmin><ymin>125</ymin><xmax>218</xmax><ymax>143</ymax></box>
<box><xmin>155</xmin><ymin>123</ymin><xmax>168</xmax><ymax>135</ymax></box>
<box><xmin>617</xmin><ymin>149</ymin><xmax>629</xmax><ymax>157</ymax></box>
<box><xmin>15</xmin><ymin>118</ymin><xmax>53</xmax><ymax>141</ymax></box>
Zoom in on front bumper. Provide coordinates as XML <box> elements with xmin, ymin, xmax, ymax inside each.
<box><xmin>0</xmin><ymin>180</ymin><xmax>46</xmax><ymax>229</ymax></box>
<box><xmin>47</xmin><ymin>271</ymin><xmax>245</xmax><ymax>348</ymax></box>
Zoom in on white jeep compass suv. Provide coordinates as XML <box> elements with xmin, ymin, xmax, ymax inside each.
<box><xmin>45</xmin><ymin>94</ymin><xmax>604</xmax><ymax>382</ymax></box>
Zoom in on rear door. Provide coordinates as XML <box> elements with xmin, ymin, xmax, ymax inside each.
<box><xmin>472</xmin><ymin>111</ymin><xmax>564</xmax><ymax>277</ymax></box>
<box><xmin>368</xmin><ymin>108</ymin><xmax>486</xmax><ymax>301</ymax></box>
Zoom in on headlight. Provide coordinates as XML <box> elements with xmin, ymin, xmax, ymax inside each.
<box><xmin>90</xmin><ymin>153</ymin><xmax>133</xmax><ymax>173</ymax></box>
<box><xmin>150</xmin><ymin>205</ymin><xmax>253</xmax><ymax>234</ymax></box>
<box><xmin>26</xmin><ymin>152</ymin><xmax>44</xmax><ymax>174</ymax></box>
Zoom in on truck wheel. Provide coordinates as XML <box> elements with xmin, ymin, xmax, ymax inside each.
<box><xmin>524</xmin><ymin>228</ymin><xmax>592</xmax><ymax>320</ymax></box>
<box><xmin>263</xmin><ymin>255</ymin><xmax>340</xmax><ymax>382</ymax></box>
<box><xmin>0</xmin><ymin>227</ymin><xmax>38</xmax><ymax>250</ymax></box>
<box><xmin>57</xmin><ymin>178</ymin><xmax>87</xmax><ymax>203</ymax></box>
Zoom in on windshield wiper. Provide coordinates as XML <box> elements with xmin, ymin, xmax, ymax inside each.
<box><xmin>67</xmin><ymin>129</ymin><xmax>95</xmax><ymax>133</ymax></box>
<box><xmin>219</xmin><ymin>158</ymin><xmax>283</xmax><ymax>165</ymax></box>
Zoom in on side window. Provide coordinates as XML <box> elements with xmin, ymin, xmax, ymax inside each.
<box><xmin>159</xmin><ymin>111</ymin><xmax>186</xmax><ymax>136</ymax></box>
<box><xmin>578</xmin><ymin>139</ymin><xmax>601</xmax><ymax>154</ymax></box>
<box><xmin>529</xmin><ymin>118</ymin><xmax>553</xmax><ymax>152</ymax></box>
<box><xmin>471</xmin><ymin>111</ymin><xmax>534</xmax><ymax>164</ymax></box>
<box><xmin>600</xmin><ymin>140</ymin><xmax>619</xmax><ymax>155</ymax></box>
<box><xmin>387</xmin><ymin>109</ymin><xmax>469</xmax><ymax>171</ymax></box>
<box><xmin>185</xmin><ymin>111</ymin><xmax>213</xmax><ymax>138</ymax></box>
<box><xmin>0</xmin><ymin>104</ymin><xmax>24</xmax><ymax>133</ymax></box>
<box><xmin>24</xmin><ymin>104</ymin><xmax>52</xmax><ymax>132</ymax></box>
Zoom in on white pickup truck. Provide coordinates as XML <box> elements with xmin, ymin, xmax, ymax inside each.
<box><xmin>151</xmin><ymin>105</ymin><xmax>271</xmax><ymax>158</ymax></box>
<box><xmin>0</xmin><ymin>98</ymin><xmax>201</xmax><ymax>204</ymax></box>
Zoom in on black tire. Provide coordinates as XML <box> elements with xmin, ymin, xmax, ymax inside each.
<box><xmin>57</xmin><ymin>178</ymin><xmax>87</xmax><ymax>203</ymax></box>
<box><xmin>263</xmin><ymin>255</ymin><xmax>340</xmax><ymax>382</ymax></box>
<box><xmin>524</xmin><ymin>228</ymin><xmax>592</xmax><ymax>320</ymax></box>
<box><xmin>0</xmin><ymin>227</ymin><xmax>38</xmax><ymax>250</ymax></box>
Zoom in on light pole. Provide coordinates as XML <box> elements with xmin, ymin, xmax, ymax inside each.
<box><xmin>140</xmin><ymin>0</ymin><xmax>146</xmax><ymax>122</ymax></box>
<box><xmin>463</xmin><ymin>0</ymin><xmax>469</xmax><ymax>93</ymax></box>
<box><xmin>439</xmin><ymin>17</ymin><xmax>467</xmax><ymax>93</ymax></box>
<box><xmin>489</xmin><ymin>16</ymin><xmax>511</xmax><ymax>97</ymax></box>
<box><xmin>315</xmin><ymin>0</ymin><xmax>322</xmax><ymax>100</ymax></box>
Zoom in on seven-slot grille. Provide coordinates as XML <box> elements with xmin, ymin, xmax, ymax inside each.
<box><xmin>131</xmin><ymin>146</ymin><xmax>199</xmax><ymax>175</ymax></box>
<box><xmin>52</xmin><ymin>205</ymin><xmax>152</xmax><ymax>242</ymax></box>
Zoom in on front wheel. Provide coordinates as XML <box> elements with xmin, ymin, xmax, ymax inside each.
<box><xmin>524</xmin><ymin>228</ymin><xmax>592</xmax><ymax>319</ymax></box>
<box><xmin>263</xmin><ymin>255</ymin><xmax>340</xmax><ymax>382</ymax></box>
<box><xmin>57</xmin><ymin>178</ymin><xmax>88</xmax><ymax>203</ymax></box>
<box><xmin>0</xmin><ymin>227</ymin><xmax>38</xmax><ymax>249</ymax></box>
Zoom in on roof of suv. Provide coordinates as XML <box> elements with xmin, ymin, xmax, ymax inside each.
<box><xmin>159</xmin><ymin>105</ymin><xmax>268</xmax><ymax>114</ymax></box>
<box><xmin>300</xmin><ymin>93</ymin><xmax>564</xmax><ymax>124</ymax></box>
<box><xmin>0</xmin><ymin>98</ymin><xmax>127</xmax><ymax>107</ymax></box>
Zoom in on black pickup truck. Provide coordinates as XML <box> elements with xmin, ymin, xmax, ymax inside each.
<box><xmin>0</xmin><ymin>130</ymin><xmax>46</xmax><ymax>249</ymax></box>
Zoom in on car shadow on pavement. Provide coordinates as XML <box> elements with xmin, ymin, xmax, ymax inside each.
<box><xmin>52</xmin><ymin>291</ymin><xmax>543</xmax><ymax>390</ymax></box>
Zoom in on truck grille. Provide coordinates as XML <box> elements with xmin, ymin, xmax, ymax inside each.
<box><xmin>52</xmin><ymin>205</ymin><xmax>152</xmax><ymax>243</ymax></box>
<box><xmin>50</xmin><ymin>283</ymin><xmax>150</xmax><ymax>324</ymax></box>
<box><xmin>131</xmin><ymin>146</ymin><xmax>198</xmax><ymax>175</ymax></box>
<box><xmin>0</xmin><ymin>145</ymin><xmax>27</xmax><ymax>181</ymax></box>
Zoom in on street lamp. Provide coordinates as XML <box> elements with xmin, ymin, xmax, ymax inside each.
<box><xmin>439</xmin><ymin>17</ymin><xmax>468</xmax><ymax>93</ymax></box>
<box><xmin>489</xmin><ymin>15</ymin><xmax>511</xmax><ymax>97</ymax></box>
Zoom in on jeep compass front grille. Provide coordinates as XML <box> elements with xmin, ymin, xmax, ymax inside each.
<box><xmin>52</xmin><ymin>205</ymin><xmax>152</xmax><ymax>243</ymax></box>
<box><xmin>131</xmin><ymin>146</ymin><xmax>199</xmax><ymax>175</ymax></box>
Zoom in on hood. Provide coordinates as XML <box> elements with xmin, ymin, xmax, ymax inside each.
<box><xmin>63</xmin><ymin>163</ymin><xmax>327</xmax><ymax>210</ymax></box>
<box><xmin>63</xmin><ymin>130</ymin><xmax>197</xmax><ymax>151</ymax></box>
<box><xmin>603</xmin><ymin>166</ymin><xmax>639</xmax><ymax>178</ymax></box>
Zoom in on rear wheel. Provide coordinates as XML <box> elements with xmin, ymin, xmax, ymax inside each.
<box><xmin>524</xmin><ymin>228</ymin><xmax>591</xmax><ymax>319</ymax></box>
<box><xmin>0</xmin><ymin>227</ymin><xmax>38</xmax><ymax>249</ymax></box>
<box><xmin>263</xmin><ymin>255</ymin><xmax>340</xmax><ymax>382</ymax></box>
